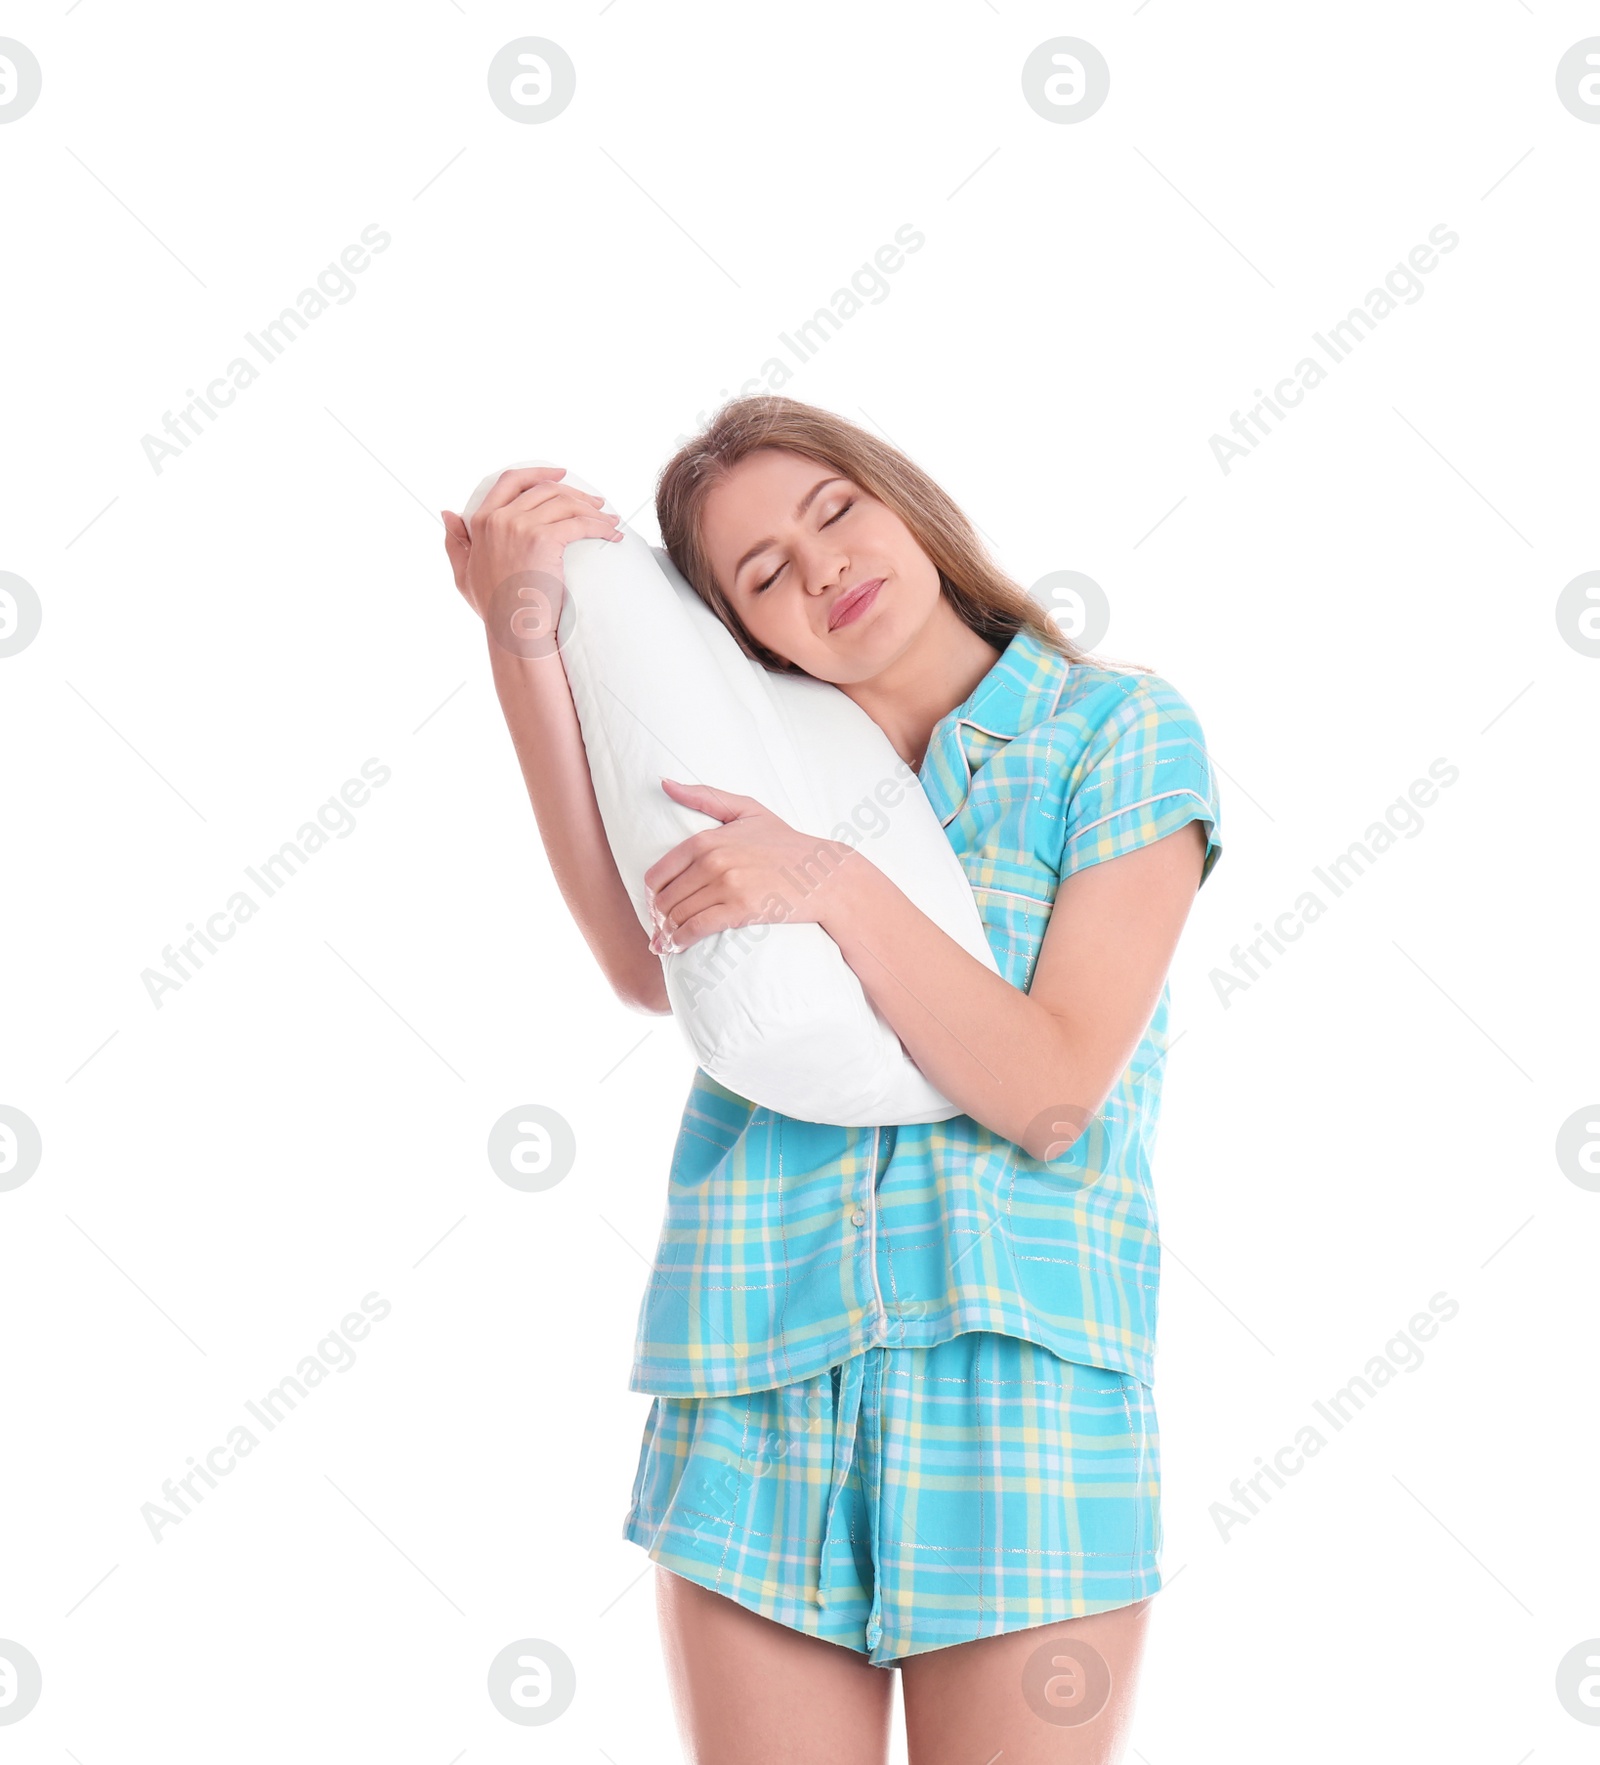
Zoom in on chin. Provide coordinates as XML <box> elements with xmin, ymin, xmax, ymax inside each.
<box><xmin>820</xmin><ymin>646</ymin><xmax>897</xmax><ymax>687</ymax></box>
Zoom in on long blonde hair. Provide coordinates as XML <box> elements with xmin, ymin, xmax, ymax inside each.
<box><xmin>654</xmin><ymin>396</ymin><xmax>1135</xmax><ymax>677</ymax></box>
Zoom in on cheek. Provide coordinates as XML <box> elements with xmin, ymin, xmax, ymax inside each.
<box><xmin>886</xmin><ymin>541</ymin><xmax>941</xmax><ymax>608</ymax></box>
<box><xmin>741</xmin><ymin>595</ymin><xmax>786</xmax><ymax>643</ymax></box>
<box><xmin>741</xmin><ymin>596</ymin><xmax>809</xmax><ymax>663</ymax></box>
<box><xmin>875</xmin><ymin>521</ymin><xmax>935</xmax><ymax>585</ymax></box>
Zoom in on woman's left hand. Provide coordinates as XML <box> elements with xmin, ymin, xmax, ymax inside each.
<box><xmin>643</xmin><ymin>778</ymin><xmax>857</xmax><ymax>953</ymax></box>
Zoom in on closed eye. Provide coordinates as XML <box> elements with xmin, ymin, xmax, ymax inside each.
<box><xmin>754</xmin><ymin>499</ymin><xmax>855</xmax><ymax>594</ymax></box>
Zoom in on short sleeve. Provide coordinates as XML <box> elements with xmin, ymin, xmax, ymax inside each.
<box><xmin>1057</xmin><ymin>672</ymin><xmax>1223</xmax><ymax>886</ymax></box>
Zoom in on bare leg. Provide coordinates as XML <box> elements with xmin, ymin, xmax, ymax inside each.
<box><xmin>653</xmin><ymin>1566</ymin><xmax>894</xmax><ymax>1765</ymax></box>
<box><xmin>899</xmin><ymin>1595</ymin><xmax>1156</xmax><ymax>1765</ymax></box>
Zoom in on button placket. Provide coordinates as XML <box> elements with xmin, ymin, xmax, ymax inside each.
<box><xmin>862</xmin><ymin>1122</ymin><xmax>897</xmax><ymax>1343</ymax></box>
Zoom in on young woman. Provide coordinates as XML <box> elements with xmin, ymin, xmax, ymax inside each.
<box><xmin>441</xmin><ymin>398</ymin><xmax>1223</xmax><ymax>1765</ymax></box>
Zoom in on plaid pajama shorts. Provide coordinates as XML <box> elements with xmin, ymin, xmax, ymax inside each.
<box><xmin>623</xmin><ymin>1331</ymin><xmax>1162</xmax><ymax>1666</ymax></box>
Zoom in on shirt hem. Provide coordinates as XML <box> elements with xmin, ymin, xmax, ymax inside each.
<box><xmin>630</xmin><ymin>1310</ymin><xmax>1153</xmax><ymax>1398</ymax></box>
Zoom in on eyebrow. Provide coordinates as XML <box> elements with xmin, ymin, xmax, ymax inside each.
<box><xmin>731</xmin><ymin>476</ymin><xmax>850</xmax><ymax>588</ymax></box>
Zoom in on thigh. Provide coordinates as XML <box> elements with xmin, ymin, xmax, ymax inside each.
<box><xmin>655</xmin><ymin>1566</ymin><xmax>893</xmax><ymax>1765</ymax></box>
<box><xmin>899</xmin><ymin>1594</ymin><xmax>1155</xmax><ymax>1765</ymax></box>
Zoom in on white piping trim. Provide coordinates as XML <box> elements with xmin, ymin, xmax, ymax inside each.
<box><xmin>972</xmin><ymin>884</ymin><xmax>1054</xmax><ymax>909</ymax></box>
<box><xmin>929</xmin><ymin>651</ymin><xmax>1072</xmax><ymax>824</ymax></box>
<box><xmin>865</xmin><ymin>1125</ymin><xmax>887</xmax><ymax>1336</ymax></box>
<box><xmin>1069</xmin><ymin>788</ymin><xmax>1212</xmax><ymax>844</ymax></box>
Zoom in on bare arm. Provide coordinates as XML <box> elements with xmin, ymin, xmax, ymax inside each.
<box><xmin>643</xmin><ymin>777</ymin><xmax>1209</xmax><ymax>1157</ymax></box>
<box><xmin>488</xmin><ymin>638</ymin><xmax>670</xmax><ymax>1015</ymax></box>
<box><xmin>821</xmin><ymin>821</ymin><xmax>1208</xmax><ymax>1158</ymax></box>
<box><xmin>442</xmin><ymin>468</ymin><xmax>670</xmax><ymax>1016</ymax></box>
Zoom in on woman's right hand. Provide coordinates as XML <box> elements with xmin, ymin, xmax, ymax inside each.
<box><xmin>440</xmin><ymin>465</ymin><xmax>623</xmax><ymax>654</ymax></box>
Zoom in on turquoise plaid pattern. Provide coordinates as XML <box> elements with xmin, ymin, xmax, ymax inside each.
<box><xmin>624</xmin><ymin>1330</ymin><xmax>1162</xmax><ymax>1665</ymax></box>
<box><xmin>631</xmin><ymin>629</ymin><xmax>1223</xmax><ymax>1397</ymax></box>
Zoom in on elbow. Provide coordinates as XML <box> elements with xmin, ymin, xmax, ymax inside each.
<box><xmin>613</xmin><ymin>968</ymin><xmax>673</xmax><ymax>1016</ymax></box>
<box><xmin>1018</xmin><ymin>1101</ymin><xmax>1092</xmax><ymax>1163</ymax></box>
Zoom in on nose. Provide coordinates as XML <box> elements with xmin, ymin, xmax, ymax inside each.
<box><xmin>802</xmin><ymin>552</ymin><xmax>849</xmax><ymax>597</ymax></box>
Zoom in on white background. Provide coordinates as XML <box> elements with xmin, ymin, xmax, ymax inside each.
<box><xmin>2</xmin><ymin>2</ymin><xmax>1597</xmax><ymax>1760</ymax></box>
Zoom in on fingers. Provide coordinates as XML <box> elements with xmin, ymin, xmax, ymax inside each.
<box><xmin>531</xmin><ymin>511</ymin><xmax>625</xmax><ymax>545</ymax></box>
<box><xmin>469</xmin><ymin>468</ymin><xmax>610</xmax><ymax>534</ymax></box>
<box><xmin>642</xmin><ymin>828</ymin><xmax>719</xmax><ymax>900</ymax></box>
<box><xmin>642</xmin><ymin>789</ymin><xmax>762</xmax><ymax>896</ymax></box>
<box><xmin>645</xmin><ymin>855</ymin><xmax>704</xmax><ymax>916</ymax></box>
<box><xmin>647</xmin><ymin>880</ymin><xmax>724</xmax><ymax>954</ymax></box>
<box><xmin>661</xmin><ymin>778</ymin><xmax>751</xmax><ymax>821</ymax></box>
<box><xmin>468</xmin><ymin>485</ymin><xmax>622</xmax><ymax>546</ymax></box>
<box><xmin>506</xmin><ymin>479</ymin><xmax>609</xmax><ymax>517</ymax></box>
<box><xmin>472</xmin><ymin>464</ymin><xmax>571</xmax><ymax>523</ymax></box>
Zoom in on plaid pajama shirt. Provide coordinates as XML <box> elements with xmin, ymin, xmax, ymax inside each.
<box><xmin>625</xmin><ymin>627</ymin><xmax>1223</xmax><ymax>1657</ymax></box>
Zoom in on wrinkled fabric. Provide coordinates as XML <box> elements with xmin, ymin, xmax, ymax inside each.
<box><xmin>625</xmin><ymin>1331</ymin><xmax>1163</xmax><ymax>1665</ymax></box>
<box><xmin>632</xmin><ymin>631</ymin><xmax>1225</xmax><ymax>1397</ymax></box>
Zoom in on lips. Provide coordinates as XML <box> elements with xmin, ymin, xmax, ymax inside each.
<box><xmin>829</xmin><ymin>578</ymin><xmax>884</xmax><ymax>631</ymax></box>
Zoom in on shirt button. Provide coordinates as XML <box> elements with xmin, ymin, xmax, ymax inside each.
<box><xmin>851</xmin><ymin>1209</ymin><xmax>867</xmax><ymax>1227</ymax></box>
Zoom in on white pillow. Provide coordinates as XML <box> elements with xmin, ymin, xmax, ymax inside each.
<box><xmin>461</xmin><ymin>460</ymin><xmax>999</xmax><ymax>1126</ymax></box>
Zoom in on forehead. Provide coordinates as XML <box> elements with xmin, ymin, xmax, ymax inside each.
<box><xmin>703</xmin><ymin>448</ymin><xmax>838</xmax><ymax>527</ymax></box>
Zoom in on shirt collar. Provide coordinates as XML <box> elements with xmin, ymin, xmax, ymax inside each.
<box><xmin>917</xmin><ymin>625</ymin><xmax>1070</xmax><ymax>826</ymax></box>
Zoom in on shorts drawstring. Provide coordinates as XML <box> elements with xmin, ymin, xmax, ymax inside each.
<box><xmin>815</xmin><ymin>1350</ymin><xmax>886</xmax><ymax>1655</ymax></box>
<box><xmin>816</xmin><ymin>1353</ymin><xmax>865</xmax><ymax>1607</ymax></box>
